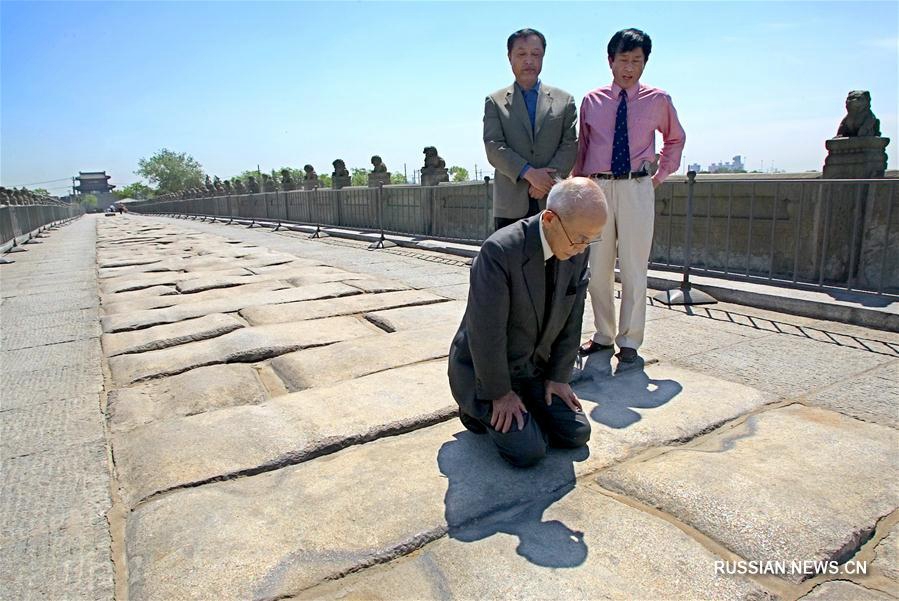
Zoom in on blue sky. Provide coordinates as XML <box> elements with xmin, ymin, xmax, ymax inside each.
<box><xmin>2</xmin><ymin>1</ymin><xmax>897</xmax><ymax>193</ymax></box>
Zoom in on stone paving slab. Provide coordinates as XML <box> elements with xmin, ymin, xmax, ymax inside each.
<box><xmin>2</xmin><ymin>338</ymin><xmax>102</xmax><ymax>375</ymax></box>
<box><xmin>672</xmin><ymin>334</ymin><xmax>897</xmax><ymax>400</ymax></box>
<box><xmin>337</xmin><ymin>276</ymin><xmax>412</xmax><ymax>294</ymax></box>
<box><xmin>0</xmin><ymin>307</ymin><xmax>100</xmax><ymax>332</ymax></box>
<box><xmin>1</xmin><ymin>364</ymin><xmax>103</xmax><ymax>409</ymax></box>
<box><xmin>102</xmin><ymin>285</ymin><xmax>178</xmax><ymax>302</ymax></box>
<box><xmin>1</xmin><ymin>319</ymin><xmax>101</xmax><ymax>351</ymax></box>
<box><xmin>1</xmin><ymin>395</ymin><xmax>104</xmax><ymax>457</ymax></box>
<box><xmin>241</xmin><ymin>289</ymin><xmax>448</xmax><ymax>326</ymax></box>
<box><xmin>100</xmin><ymin>267</ymin><xmax>251</xmax><ymax>294</ymax></box>
<box><xmin>270</xmin><ymin>323</ymin><xmax>458</xmax><ymax>390</ymax></box>
<box><xmin>803</xmin><ymin>360</ymin><xmax>899</xmax><ymax>429</ymax></box>
<box><xmin>597</xmin><ymin>404</ymin><xmax>899</xmax><ymax>584</ymax></box>
<box><xmin>102</xmin><ymin>313</ymin><xmax>245</xmax><ymax>357</ymax></box>
<box><xmin>96</xmin><ymin>253</ymin><xmax>293</xmax><ymax>279</ymax></box>
<box><xmin>365</xmin><ymin>300</ymin><xmax>467</xmax><ymax>332</ymax></box>
<box><xmin>115</xmin><ymin>360</ymin><xmax>455</xmax><ymax>506</ymax></box>
<box><xmin>101</xmin><ymin>280</ymin><xmax>290</xmax><ymax>315</ymax></box>
<box><xmin>107</xmin><ymin>364</ymin><xmax>269</xmax><ymax>432</ymax></box>
<box><xmin>108</xmin><ymin>315</ymin><xmax>380</xmax><ymax>384</ymax></box>
<box><xmin>296</xmin><ymin>484</ymin><xmax>773</xmax><ymax>601</ymax></box>
<box><xmin>175</xmin><ymin>265</ymin><xmax>360</xmax><ymax>294</ymax></box>
<box><xmin>100</xmin><ymin>281</ymin><xmax>363</xmax><ymax>333</ymax></box>
<box><xmin>871</xmin><ymin>524</ymin><xmax>899</xmax><ymax>583</ymax></box>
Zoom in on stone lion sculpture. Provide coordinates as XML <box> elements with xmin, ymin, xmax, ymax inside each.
<box><xmin>332</xmin><ymin>159</ymin><xmax>349</xmax><ymax>177</ymax></box>
<box><xmin>423</xmin><ymin>146</ymin><xmax>446</xmax><ymax>169</ymax></box>
<box><xmin>837</xmin><ymin>91</ymin><xmax>881</xmax><ymax>137</ymax></box>
<box><xmin>303</xmin><ymin>164</ymin><xmax>318</xmax><ymax>180</ymax></box>
<box><xmin>370</xmin><ymin>155</ymin><xmax>388</xmax><ymax>173</ymax></box>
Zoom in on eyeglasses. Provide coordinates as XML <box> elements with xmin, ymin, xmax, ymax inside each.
<box><xmin>548</xmin><ymin>210</ymin><xmax>602</xmax><ymax>247</ymax></box>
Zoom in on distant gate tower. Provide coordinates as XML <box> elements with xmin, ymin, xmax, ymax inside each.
<box><xmin>76</xmin><ymin>171</ymin><xmax>117</xmax><ymax>209</ymax></box>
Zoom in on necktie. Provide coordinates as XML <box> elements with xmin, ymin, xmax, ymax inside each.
<box><xmin>543</xmin><ymin>256</ymin><xmax>557</xmax><ymax>328</ymax></box>
<box><xmin>612</xmin><ymin>89</ymin><xmax>631</xmax><ymax>177</ymax></box>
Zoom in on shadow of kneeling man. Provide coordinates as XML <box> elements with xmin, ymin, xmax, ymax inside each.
<box><xmin>437</xmin><ymin>431</ymin><xmax>589</xmax><ymax>569</ymax></box>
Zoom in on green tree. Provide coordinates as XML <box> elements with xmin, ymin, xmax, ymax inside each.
<box><xmin>115</xmin><ymin>182</ymin><xmax>154</xmax><ymax>200</ymax></box>
<box><xmin>79</xmin><ymin>194</ymin><xmax>98</xmax><ymax>210</ymax></box>
<box><xmin>350</xmin><ymin>168</ymin><xmax>368</xmax><ymax>187</ymax></box>
<box><xmin>136</xmin><ymin>149</ymin><xmax>204</xmax><ymax>194</ymax></box>
<box><xmin>31</xmin><ymin>187</ymin><xmax>50</xmax><ymax>196</ymax></box>
<box><xmin>390</xmin><ymin>172</ymin><xmax>407</xmax><ymax>184</ymax></box>
<box><xmin>449</xmin><ymin>166</ymin><xmax>470</xmax><ymax>182</ymax></box>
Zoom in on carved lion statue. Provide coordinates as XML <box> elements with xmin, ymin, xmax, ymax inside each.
<box><xmin>303</xmin><ymin>164</ymin><xmax>318</xmax><ymax>180</ymax></box>
<box><xmin>370</xmin><ymin>155</ymin><xmax>388</xmax><ymax>173</ymax></box>
<box><xmin>422</xmin><ymin>146</ymin><xmax>446</xmax><ymax>169</ymax></box>
<box><xmin>837</xmin><ymin>91</ymin><xmax>881</xmax><ymax>137</ymax></box>
<box><xmin>332</xmin><ymin>159</ymin><xmax>349</xmax><ymax>177</ymax></box>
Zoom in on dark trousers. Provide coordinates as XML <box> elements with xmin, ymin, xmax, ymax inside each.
<box><xmin>477</xmin><ymin>378</ymin><xmax>591</xmax><ymax>468</ymax></box>
<box><xmin>494</xmin><ymin>196</ymin><xmax>542</xmax><ymax>232</ymax></box>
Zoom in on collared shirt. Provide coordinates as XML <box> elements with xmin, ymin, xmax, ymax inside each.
<box><xmin>516</xmin><ymin>80</ymin><xmax>541</xmax><ymax>180</ymax></box>
<box><xmin>538</xmin><ymin>212</ymin><xmax>553</xmax><ymax>261</ymax></box>
<box><xmin>573</xmin><ymin>82</ymin><xmax>686</xmax><ymax>184</ymax></box>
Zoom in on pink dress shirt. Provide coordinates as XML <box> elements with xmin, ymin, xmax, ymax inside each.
<box><xmin>573</xmin><ymin>82</ymin><xmax>686</xmax><ymax>184</ymax></box>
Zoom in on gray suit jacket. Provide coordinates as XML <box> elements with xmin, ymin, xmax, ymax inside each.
<box><xmin>448</xmin><ymin>215</ymin><xmax>590</xmax><ymax>418</ymax></box>
<box><xmin>483</xmin><ymin>83</ymin><xmax>578</xmax><ymax>219</ymax></box>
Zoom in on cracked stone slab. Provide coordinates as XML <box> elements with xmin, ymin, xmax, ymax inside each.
<box><xmin>803</xmin><ymin>360</ymin><xmax>899</xmax><ymax>429</ymax></box>
<box><xmin>101</xmin><ymin>280</ymin><xmax>291</xmax><ymax>315</ymax></box>
<box><xmin>107</xmin><ymin>315</ymin><xmax>380</xmax><ymax>384</ymax></box>
<box><xmin>102</xmin><ymin>285</ymin><xmax>178</xmax><ymax>303</ymax></box>
<box><xmin>124</xmin><ymin>420</ymin><xmax>614</xmax><ymax>600</ymax></box>
<box><xmin>572</xmin><ymin>361</ymin><xmax>772</xmax><ymax>450</ymax></box>
<box><xmin>598</xmin><ymin>404</ymin><xmax>899</xmax><ymax>583</ymax></box>
<box><xmin>97</xmin><ymin>254</ymin><xmax>294</xmax><ymax>279</ymax></box>
<box><xmin>241</xmin><ymin>289</ymin><xmax>448</xmax><ymax>326</ymax></box>
<box><xmin>296</xmin><ymin>485</ymin><xmax>774</xmax><ymax>601</ymax></box>
<box><xmin>107</xmin><ymin>364</ymin><xmax>268</xmax><ymax>432</ymax></box>
<box><xmin>799</xmin><ymin>581</ymin><xmax>895</xmax><ymax>600</ymax></box>
<box><xmin>101</xmin><ymin>282</ymin><xmax>362</xmax><ymax>333</ymax></box>
<box><xmin>101</xmin><ymin>314</ymin><xmax>245</xmax><ymax>357</ymax></box>
<box><xmin>872</xmin><ymin>524</ymin><xmax>899</xmax><ymax>583</ymax></box>
<box><xmin>270</xmin><ymin>323</ymin><xmax>457</xmax><ymax>390</ymax></box>
<box><xmin>365</xmin><ymin>300</ymin><xmax>466</xmax><ymax>332</ymax></box>
<box><xmin>329</xmin><ymin>277</ymin><xmax>410</xmax><ymax>294</ymax></box>
<box><xmin>114</xmin><ymin>360</ymin><xmax>455</xmax><ymax>506</ymax></box>
<box><xmin>99</xmin><ymin>268</ymin><xmax>250</xmax><ymax>294</ymax></box>
<box><xmin>174</xmin><ymin>266</ymin><xmax>360</xmax><ymax>294</ymax></box>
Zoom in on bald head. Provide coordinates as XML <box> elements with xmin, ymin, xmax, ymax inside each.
<box><xmin>546</xmin><ymin>177</ymin><xmax>608</xmax><ymax>225</ymax></box>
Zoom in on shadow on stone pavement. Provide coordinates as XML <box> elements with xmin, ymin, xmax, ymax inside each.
<box><xmin>438</xmin><ymin>431</ymin><xmax>589</xmax><ymax>569</ymax></box>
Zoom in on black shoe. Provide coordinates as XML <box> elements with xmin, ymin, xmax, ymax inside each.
<box><xmin>579</xmin><ymin>340</ymin><xmax>615</xmax><ymax>356</ymax></box>
<box><xmin>616</xmin><ymin>347</ymin><xmax>639</xmax><ymax>363</ymax></box>
<box><xmin>459</xmin><ymin>408</ymin><xmax>486</xmax><ymax>434</ymax></box>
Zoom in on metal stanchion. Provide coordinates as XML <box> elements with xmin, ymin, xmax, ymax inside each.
<box><xmin>654</xmin><ymin>171</ymin><xmax>717</xmax><ymax>306</ymax></box>
<box><xmin>369</xmin><ymin>182</ymin><xmax>396</xmax><ymax>249</ymax></box>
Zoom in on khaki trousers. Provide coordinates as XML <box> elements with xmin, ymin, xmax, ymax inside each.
<box><xmin>587</xmin><ymin>176</ymin><xmax>655</xmax><ymax>350</ymax></box>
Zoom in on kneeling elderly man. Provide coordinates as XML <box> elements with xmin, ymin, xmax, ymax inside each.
<box><xmin>449</xmin><ymin>177</ymin><xmax>608</xmax><ymax>467</ymax></box>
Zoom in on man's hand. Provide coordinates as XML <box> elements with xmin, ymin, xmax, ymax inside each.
<box><xmin>523</xmin><ymin>167</ymin><xmax>557</xmax><ymax>198</ymax></box>
<box><xmin>652</xmin><ymin>177</ymin><xmax>661</xmax><ymax>189</ymax></box>
<box><xmin>545</xmin><ymin>380</ymin><xmax>583</xmax><ymax>413</ymax></box>
<box><xmin>491</xmin><ymin>390</ymin><xmax>527</xmax><ymax>433</ymax></box>
<box><xmin>528</xmin><ymin>184</ymin><xmax>546</xmax><ymax>200</ymax></box>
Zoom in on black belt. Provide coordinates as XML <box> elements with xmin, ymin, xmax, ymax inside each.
<box><xmin>590</xmin><ymin>170</ymin><xmax>649</xmax><ymax>180</ymax></box>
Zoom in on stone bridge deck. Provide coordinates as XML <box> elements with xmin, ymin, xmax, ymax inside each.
<box><xmin>2</xmin><ymin>214</ymin><xmax>897</xmax><ymax>600</ymax></box>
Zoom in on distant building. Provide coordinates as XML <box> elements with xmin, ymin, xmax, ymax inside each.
<box><xmin>76</xmin><ymin>171</ymin><xmax>117</xmax><ymax>210</ymax></box>
<box><xmin>688</xmin><ymin>163</ymin><xmax>702</xmax><ymax>173</ymax></box>
<box><xmin>707</xmin><ymin>155</ymin><xmax>745</xmax><ymax>173</ymax></box>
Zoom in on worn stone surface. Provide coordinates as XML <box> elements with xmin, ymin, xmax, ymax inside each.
<box><xmin>1</xmin><ymin>364</ymin><xmax>103</xmax><ymax>408</ymax></box>
<box><xmin>871</xmin><ymin>525</ymin><xmax>899</xmax><ymax>583</ymax></box>
<box><xmin>336</xmin><ymin>277</ymin><xmax>410</xmax><ymax>293</ymax></box>
<box><xmin>108</xmin><ymin>315</ymin><xmax>380</xmax><ymax>384</ymax></box>
<box><xmin>101</xmin><ymin>280</ymin><xmax>290</xmax><ymax>314</ymax></box>
<box><xmin>100</xmin><ymin>267</ymin><xmax>250</xmax><ymax>294</ymax></box>
<box><xmin>803</xmin><ymin>360</ymin><xmax>899</xmax><ymax>429</ymax></box>
<box><xmin>175</xmin><ymin>266</ymin><xmax>360</xmax><ymax>294</ymax></box>
<box><xmin>101</xmin><ymin>281</ymin><xmax>363</xmax><ymax>332</ymax></box>
<box><xmin>100</xmin><ymin>284</ymin><xmax>178</xmax><ymax>303</ymax></box>
<box><xmin>125</xmin><ymin>420</ymin><xmax>603</xmax><ymax>600</ymax></box>
<box><xmin>296</xmin><ymin>484</ymin><xmax>774</xmax><ymax>601</ymax></box>
<box><xmin>107</xmin><ymin>364</ymin><xmax>268</xmax><ymax>432</ymax></box>
<box><xmin>598</xmin><ymin>404</ymin><xmax>899</xmax><ymax>583</ymax></box>
<box><xmin>241</xmin><ymin>289</ymin><xmax>448</xmax><ymax>326</ymax></box>
<box><xmin>270</xmin><ymin>323</ymin><xmax>457</xmax><ymax>390</ymax></box>
<box><xmin>101</xmin><ymin>313</ymin><xmax>245</xmax><ymax>356</ymax></box>
<box><xmin>799</xmin><ymin>580</ymin><xmax>895</xmax><ymax>600</ymax></box>
<box><xmin>366</xmin><ymin>300</ymin><xmax>466</xmax><ymax>332</ymax></box>
<box><xmin>115</xmin><ymin>361</ymin><xmax>455</xmax><ymax>506</ymax></box>
<box><xmin>1</xmin><ymin>395</ymin><xmax>104</xmax><ymax>457</ymax></box>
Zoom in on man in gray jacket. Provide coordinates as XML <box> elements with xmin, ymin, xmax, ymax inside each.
<box><xmin>448</xmin><ymin>178</ymin><xmax>608</xmax><ymax>467</ymax></box>
<box><xmin>484</xmin><ymin>28</ymin><xmax>578</xmax><ymax>231</ymax></box>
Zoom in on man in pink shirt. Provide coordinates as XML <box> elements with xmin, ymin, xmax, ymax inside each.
<box><xmin>574</xmin><ymin>28</ymin><xmax>685</xmax><ymax>363</ymax></box>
